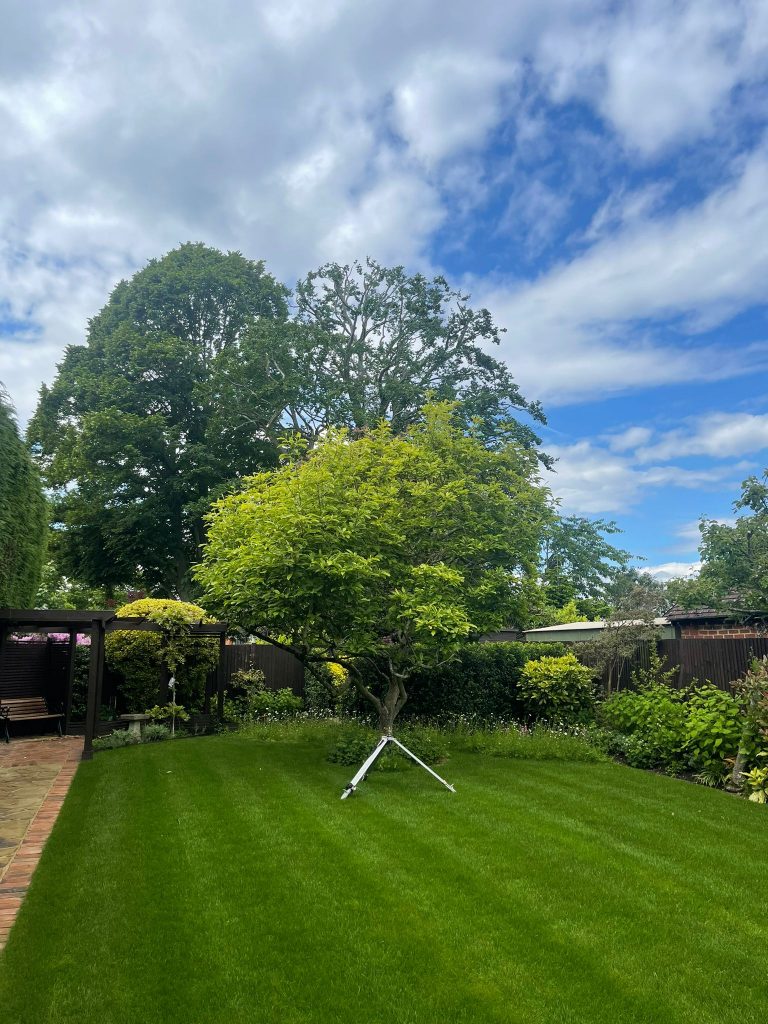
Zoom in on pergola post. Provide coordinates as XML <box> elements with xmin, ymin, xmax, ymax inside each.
<box><xmin>83</xmin><ymin>619</ymin><xmax>106</xmax><ymax>761</ymax></box>
<box><xmin>216</xmin><ymin>631</ymin><xmax>227</xmax><ymax>720</ymax></box>
<box><xmin>63</xmin><ymin>628</ymin><xmax>78</xmax><ymax>735</ymax></box>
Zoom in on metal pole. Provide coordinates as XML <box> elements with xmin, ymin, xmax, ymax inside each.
<box><xmin>340</xmin><ymin>735</ymin><xmax>456</xmax><ymax>799</ymax></box>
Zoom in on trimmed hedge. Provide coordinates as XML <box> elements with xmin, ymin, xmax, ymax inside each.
<box><xmin>0</xmin><ymin>391</ymin><xmax>46</xmax><ymax>606</ymax></box>
<box><xmin>345</xmin><ymin>642</ymin><xmax>568</xmax><ymax>722</ymax></box>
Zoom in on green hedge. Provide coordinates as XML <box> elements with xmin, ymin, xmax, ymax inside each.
<box><xmin>0</xmin><ymin>391</ymin><xmax>46</xmax><ymax>606</ymax></box>
<box><xmin>344</xmin><ymin>642</ymin><xmax>568</xmax><ymax>722</ymax></box>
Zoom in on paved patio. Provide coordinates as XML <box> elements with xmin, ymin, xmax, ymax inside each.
<box><xmin>0</xmin><ymin>736</ymin><xmax>82</xmax><ymax>950</ymax></box>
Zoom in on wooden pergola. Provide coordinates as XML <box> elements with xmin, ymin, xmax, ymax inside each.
<box><xmin>0</xmin><ymin>609</ymin><xmax>228</xmax><ymax>760</ymax></box>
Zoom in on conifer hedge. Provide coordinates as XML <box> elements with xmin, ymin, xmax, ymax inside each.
<box><xmin>0</xmin><ymin>390</ymin><xmax>47</xmax><ymax>606</ymax></box>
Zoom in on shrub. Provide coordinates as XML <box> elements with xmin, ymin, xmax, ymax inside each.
<box><xmin>518</xmin><ymin>653</ymin><xmax>595</xmax><ymax>724</ymax></box>
<box><xmin>598</xmin><ymin>684</ymin><xmax>688</xmax><ymax>770</ymax></box>
<box><xmin>143</xmin><ymin>723</ymin><xmax>171</xmax><ymax>742</ymax></box>
<box><xmin>342</xmin><ymin>642</ymin><xmax>569</xmax><ymax>722</ymax></box>
<box><xmin>683</xmin><ymin>684</ymin><xmax>742</xmax><ymax>772</ymax></box>
<box><xmin>223</xmin><ymin>667</ymin><xmax>303</xmax><ymax>723</ymax></box>
<box><xmin>105</xmin><ymin>598</ymin><xmax>219</xmax><ymax>712</ymax></box>
<box><xmin>92</xmin><ymin>729</ymin><xmax>141</xmax><ymax>750</ymax></box>
<box><xmin>326</xmin><ymin>723</ymin><xmax>448</xmax><ymax>769</ymax></box>
<box><xmin>744</xmin><ymin>759</ymin><xmax>768</xmax><ymax>803</ymax></box>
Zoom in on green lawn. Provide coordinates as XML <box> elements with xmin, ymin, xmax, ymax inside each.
<box><xmin>0</xmin><ymin>733</ymin><xmax>766</xmax><ymax>1024</ymax></box>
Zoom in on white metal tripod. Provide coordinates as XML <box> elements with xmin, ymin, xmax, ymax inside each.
<box><xmin>340</xmin><ymin>734</ymin><xmax>456</xmax><ymax>799</ymax></box>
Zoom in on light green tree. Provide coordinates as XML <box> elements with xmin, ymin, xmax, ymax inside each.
<box><xmin>195</xmin><ymin>404</ymin><xmax>550</xmax><ymax>733</ymax></box>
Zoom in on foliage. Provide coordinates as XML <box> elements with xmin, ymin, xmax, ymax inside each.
<box><xmin>282</xmin><ymin>258</ymin><xmax>546</xmax><ymax>454</ymax></box>
<box><xmin>730</xmin><ymin>656</ymin><xmax>768</xmax><ymax>787</ymax></box>
<box><xmin>0</xmin><ymin>386</ymin><xmax>47</xmax><ymax>606</ymax></box>
<box><xmin>28</xmin><ymin>243</ymin><xmax>289</xmax><ymax>598</ymax></box>
<box><xmin>35</xmin><ymin>559</ymin><xmax>134</xmax><ymax>610</ymax></box>
<box><xmin>518</xmin><ymin>653</ymin><xmax>595</xmax><ymax>724</ymax></box>
<box><xmin>196</xmin><ymin>403</ymin><xmax>550</xmax><ymax>732</ymax></box>
<box><xmin>223</xmin><ymin>667</ymin><xmax>303</xmax><ymax>723</ymax></box>
<box><xmin>539</xmin><ymin>515</ymin><xmax>632</xmax><ymax>605</ymax></box>
<box><xmin>92</xmin><ymin>729</ymin><xmax>142</xmax><ymax>750</ymax></box>
<box><xmin>578</xmin><ymin>577</ymin><xmax>666</xmax><ymax>693</ymax></box>
<box><xmin>447</xmin><ymin>721</ymin><xmax>607</xmax><ymax>762</ymax></box>
<box><xmin>105</xmin><ymin>598</ymin><xmax>218</xmax><ymax>712</ymax></box>
<box><xmin>326</xmin><ymin>722</ymin><xmax>448</xmax><ymax>769</ymax></box>
<box><xmin>342</xmin><ymin>641</ymin><xmax>569</xmax><ymax>722</ymax></box>
<box><xmin>744</xmin><ymin>760</ymin><xmax>768</xmax><ymax>803</ymax></box>
<box><xmin>683</xmin><ymin>685</ymin><xmax>743</xmax><ymax>773</ymax></box>
<box><xmin>145</xmin><ymin>703</ymin><xmax>190</xmax><ymax>723</ymax></box>
<box><xmin>143</xmin><ymin>724</ymin><xmax>172</xmax><ymax>742</ymax></box>
<box><xmin>598</xmin><ymin>684</ymin><xmax>688</xmax><ymax>770</ymax></box>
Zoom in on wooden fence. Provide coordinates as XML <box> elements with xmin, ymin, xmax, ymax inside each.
<box><xmin>611</xmin><ymin>637</ymin><xmax>768</xmax><ymax>692</ymax></box>
<box><xmin>215</xmin><ymin>643</ymin><xmax>305</xmax><ymax>696</ymax></box>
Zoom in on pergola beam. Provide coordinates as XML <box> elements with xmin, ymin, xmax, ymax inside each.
<box><xmin>0</xmin><ymin>609</ymin><xmax>228</xmax><ymax>760</ymax></box>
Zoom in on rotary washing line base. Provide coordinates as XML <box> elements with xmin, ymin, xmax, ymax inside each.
<box><xmin>340</xmin><ymin>734</ymin><xmax>456</xmax><ymax>799</ymax></box>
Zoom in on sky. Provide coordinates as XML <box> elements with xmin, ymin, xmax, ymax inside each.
<box><xmin>1</xmin><ymin>0</ymin><xmax>767</xmax><ymax>579</ymax></box>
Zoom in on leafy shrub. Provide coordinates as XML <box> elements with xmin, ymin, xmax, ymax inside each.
<box><xmin>92</xmin><ymin>729</ymin><xmax>141</xmax><ymax>750</ymax></box>
<box><xmin>146</xmin><ymin>703</ymin><xmax>190</xmax><ymax>723</ymax></box>
<box><xmin>342</xmin><ymin>642</ymin><xmax>568</xmax><ymax>722</ymax></box>
<box><xmin>143</xmin><ymin>723</ymin><xmax>171</xmax><ymax>742</ymax></box>
<box><xmin>326</xmin><ymin>723</ymin><xmax>448</xmax><ymax>769</ymax></box>
<box><xmin>744</xmin><ymin>759</ymin><xmax>768</xmax><ymax>803</ymax></box>
<box><xmin>598</xmin><ymin>684</ymin><xmax>688</xmax><ymax>770</ymax></box>
<box><xmin>683</xmin><ymin>684</ymin><xmax>742</xmax><ymax>772</ymax></box>
<box><xmin>223</xmin><ymin>667</ymin><xmax>303</xmax><ymax>723</ymax></box>
<box><xmin>105</xmin><ymin>598</ymin><xmax>219</xmax><ymax>713</ymax></box>
<box><xmin>304</xmin><ymin>662</ymin><xmax>348</xmax><ymax>713</ymax></box>
<box><xmin>518</xmin><ymin>653</ymin><xmax>595</xmax><ymax>724</ymax></box>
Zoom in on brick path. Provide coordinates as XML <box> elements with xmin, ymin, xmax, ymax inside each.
<box><xmin>0</xmin><ymin>736</ymin><xmax>83</xmax><ymax>950</ymax></box>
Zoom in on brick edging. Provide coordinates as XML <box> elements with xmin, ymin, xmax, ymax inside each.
<box><xmin>0</xmin><ymin>750</ymin><xmax>81</xmax><ymax>952</ymax></box>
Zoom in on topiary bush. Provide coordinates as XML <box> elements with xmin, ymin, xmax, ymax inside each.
<box><xmin>518</xmin><ymin>653</ymin><xmax>595</xmax><ymax>724</ymax></box>
<box><xmin>105</xmin><ymin>598</ymin><xmax>219</xmax><ymax>713</ymax></box>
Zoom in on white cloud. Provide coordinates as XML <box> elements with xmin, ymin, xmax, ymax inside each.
<box><xmin>483</xmin><ymin>142</ymin><xmax>768</xmax><ymax>405</ymax></box>
<box><xmin>393</xmin><ymin>52</ymin><xmax>518</xmax><ymax>166</ymax></box>
<box><xmin>546</xmin><ymin>440</ymin><xmax>746</xmax><ymax>515</ymax></box>
<box><xmin>644</xmin><ymin>561</ymin><xmax>701</xmax><ymax>582</ymax></box>
<box><xmin>605</xmin><ymin>426</ymin><xmax>653</xmax><ymax>453</ymax></box>
<box><xmin>538</xmin><ymin>0</ymin><xmax>768</xmax><ymax>156</ymax></box>
<box><xmin>0</xmin><ymin>0</ymin><xmax>767</xmax><ymax>426</ymax></box>
<box><xmin>637</xmin><ymin>412</ymin><xmax>768</xmax><ymax>462</ymax></box>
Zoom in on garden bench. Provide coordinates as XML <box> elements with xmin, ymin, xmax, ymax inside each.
<box><xmin>0</xmin><ymin>697</ymin><xmax>64</xmax><ymax>743</ymax></box>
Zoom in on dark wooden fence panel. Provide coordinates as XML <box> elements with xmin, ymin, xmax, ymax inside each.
<box><xmin>0</xmin><ymin>639</ymin><xmax>66</xmax><ymax>707</ymax></box>
<box><xmin>609</xmin><ymin>637</ymin><xmax>768</xmax><ymax>692</ymax></box>
<box><xmin>216</xmin><ymin>643</ymin><xmax>305</xmax><ymax>696</ymax></box>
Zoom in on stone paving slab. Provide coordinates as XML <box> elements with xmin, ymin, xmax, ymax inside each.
<box><xmin>0</xmin><ymin>736</ymin><xmax>83</xmax><ymax>950</ymax></box>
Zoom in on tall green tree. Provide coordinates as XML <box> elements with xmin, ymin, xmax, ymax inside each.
<box><xmin>29</xmin><ymin>243</ymin><xmax>289</xmax><ymax>598</ymax></box>
<box><xmin>0</xmin><ymin>387</ymin><xmax>47</xmax><ymax>606</ymax></box>
<box><xmin>228</xmin><ymin>259</ymin><xmax>547</xmax><ymax>456</ymax></box>
<box><xmin>668</xmin><ymin>473</ymin><xmax>768</xmax><ymax>612</ymax></box>
<box><xmin>195</xmin><ymin>404</ymin><xmax>550</xmax><ymax>733</ymax></box>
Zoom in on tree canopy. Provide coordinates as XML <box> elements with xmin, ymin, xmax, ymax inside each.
<box><xmin>667</xmin><ymin>472</ymin><xmax>768</xmax><ymax>613</ymax></box>
<box><xmin>228</xmin><ymin>258</ymin><xmax>547</xmax><ymax>454</ymax></box>
<box><xmin>29</xmin><ymin>243</ymin><xmax>289</xmax><ymax>598</ymax></box>
<box><xmin>195</xmin><ymin>403</ymin><xmax>550</xmax><ymax>732</ymax></box>
<box><xmin>0</xmin><ymin>387</ymin><xmax>47</xmax><ymax>606</ymax></box>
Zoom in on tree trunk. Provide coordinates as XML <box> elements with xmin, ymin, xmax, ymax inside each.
<box><xmin>349</xmin><ymin>663</ymin><xmax>408</xmax><ymax>736</ymax></box>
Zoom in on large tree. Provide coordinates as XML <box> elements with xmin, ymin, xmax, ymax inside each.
<box><xmin>667</xmin><ymin>470</ymin><xmax>768</xmax><ymax>613</ymax></box>
<box><xmin>0</xmin><ymin>387</ymin><xmax>47</xmax><ymax>606</ymax></box>
<box><xmin>226</xmin><ymin>259</ymin><xmax>547</xmax><ymax>456</ymax></box>
<box><xmin>29</xmin><ymin>243</ymin><xmax>289</xmax><ymax>598</ymax></box>
<box><xmin>195</xmin><ymin>403</ymin><xmax>550</xmax><ymax>734</ymax></box>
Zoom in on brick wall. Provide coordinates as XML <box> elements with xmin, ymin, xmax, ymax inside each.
<box><xmin>679</xmin><ymin>624</ymin><xmax>763</xmax><ymax>639</ymax></box>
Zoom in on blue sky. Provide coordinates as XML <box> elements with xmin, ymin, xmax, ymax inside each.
<box><xmin>1</xmin><ymin>0</ymin><xmax>767</xmax><ymax>578</ymax></box>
